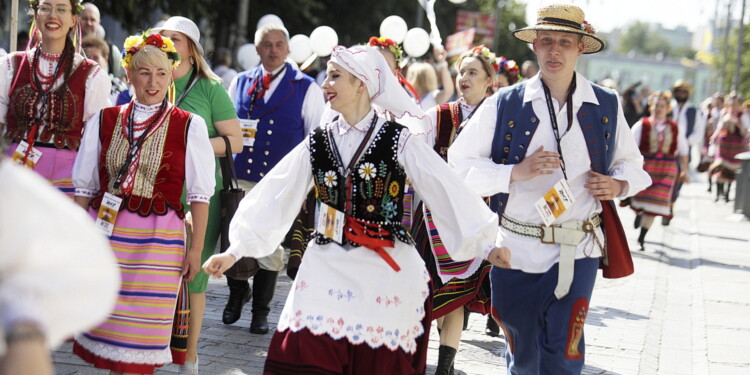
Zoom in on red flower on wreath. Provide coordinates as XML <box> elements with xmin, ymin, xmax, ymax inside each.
<box><xmin>146</xmin><ymin>33</ymin><xmax>164</xmax><ymax>48</ymax></box>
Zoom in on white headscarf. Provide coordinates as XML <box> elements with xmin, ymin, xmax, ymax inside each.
<box><xmin>324</xmin><ymin>45</ymin><xmax>431</xmax><ymax>135</ymax></box>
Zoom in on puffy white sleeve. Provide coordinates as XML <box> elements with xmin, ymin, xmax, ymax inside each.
<box><xmin>0</xmin><ymin>52</ymin><xmax>19</xmax><ymax>124</ymax></box>
<box><xmin>72</xmin><ymin>112</ymin><xmax>103</xmax><ymax>197</ymax></box>
<box><xmin>227</xmin><ymin>140</ymin><xmax>314</xmax><ymax>261</ymax></box>
<box><xmin>609</xmin><ymin>99</ymin><xmax>651</xmax><ymax>198</ymax></box>
<box><xmin>82</xmin><ymin>58</ymin><xmax>113</xmax><ymax>121</ymax></box>
<box><xmin>0</xmin><ymin>161</ymin><xmax>119</xmax><ymax>355</ymax></box>
<box><xmin>399</xmin><ymin>130</ymin><xmax>499</xmax><ymax>261</ymax></box>
<box><xmin>448</xmin><ymin>95</ymin><xmax>514</xmax><ymax>197</ymax></box>
<box><xmin>185</xmin><ymin>114</ymin><xmax>216</xmax><ymax>203</ymax></box>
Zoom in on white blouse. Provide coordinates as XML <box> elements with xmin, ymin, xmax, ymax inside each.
<box><xmin>631</xmin><ymin>118</ymin><xmax>689</xmax><ymax>157</ymax></box>
<box><xmin>0</xmin><ymin>159</ymin><xmax>119</xmax><ymax>356</ymax></box>
<box><xmin>424</xmin><ymin>98</ymin><xmax>477</xmax><ymax>149</ymax></box>
<box><xmin>224</xmin><ymin>110</ymin><xmax>499</xmax><ymax>352</ymax></box>
<box><xmin>449</xmin><ymin>73</ymin><xmax>652</xmax><ymax>273</ymax></box>
<box><xmin>0</xmin><ymin>48</ymin><xmax>111</xmax><ymax>127</ymax></box>
<box><xmin>72</xmin><ymin>101</ymin><xmax>216</xmax><ymax>203</ymax></box>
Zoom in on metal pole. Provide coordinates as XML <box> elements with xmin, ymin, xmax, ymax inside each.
<box><xmin>10</xmin><ymin>0</ymin><xmax>19</xmax><ymax>52</ymax></box>
<box><xmin>722</xmin><ymin>0</ymin><xmax>733</xmax><ymax>92</ymax></box>
<box><xmin>234</xmin><ymin>0</ymin><xmax>250</xmax><ymax>51</ymax></box>
<box><xmin>733</xmin><ymin>0</ymin><xmax>746</xmax><ymax>92</ymax></box>
<box><xmin>416</xmin><ymin>0</ymin><xmax>425</xmax><ymax>29</ymax></box>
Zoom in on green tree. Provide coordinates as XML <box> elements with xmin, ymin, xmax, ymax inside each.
<box><xmin>714</xmin><ymin>27</ymin><xmax>750</xmax><ymax>98</ymax></box>
<box><xmin>476</xmin><ymin>0</ymin><xmax>533</xmax><ymax>63</ymax></box>
<box><xmin>618</xmin><ymin>21</ymin><xmax>672</xmax><ymax>56</ymax></box>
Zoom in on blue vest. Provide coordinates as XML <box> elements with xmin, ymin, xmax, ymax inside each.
<box><xmin>233</xmin><ymin>63</ymin><xmax>314</xmax><ymax>182</ymax></box>
<box><xmin>488</xmin><ymin>81</ymin><xmax>619</xmax><ymax>216</ymax></box>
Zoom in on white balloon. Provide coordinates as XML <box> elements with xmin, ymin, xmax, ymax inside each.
<box><xmin>379</xmin><ymin>15</ymin><xmax>408</xmax><ymax>44</ymax></box>
<box><xmin>237</xmin><ymin>43</ymin><xmax>260</xmax><ymax>70</ymax></box>
<box><xmin>310</xmin><ymin>26</ymin><xmax>338</xmax><ymax>57</ymax></box>
<box><xmin>403</xmin><ymin>28</ymin><xmax>431</xmax><ymax>58</ymax></box>
<box><xmin>257</xmin><ymin>14</ymin><xmax>284</xmax><ymax>29</ymax></box>
<box><xmin>289</xmin><ymin>34</ymin><xmax>313</xmax><ymax>64</ymax></box>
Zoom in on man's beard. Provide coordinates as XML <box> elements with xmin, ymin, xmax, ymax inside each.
<box><xmin>675</xmin><ymin>96</ymin><xmax>688</xmax><ymax>104</ymax></box>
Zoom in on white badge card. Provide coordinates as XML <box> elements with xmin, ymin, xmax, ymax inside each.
<box><xmin>240</xmin><ymin>119</ymin><xmax>259</xmax><ymax>147</ymax></box>
<box><xmin>316</xmin><ymin>202</ymin><xmax>345</xmax><ymax>244</ymax></box>
<box><xmin>95</xmin><ymin>192</ymin><xmax>123</xmax><ymax>237</ymax></box>
<box><xmin>11</xmin><ymin>141</ymin><xmax>43</xmax><ymax>169</ymax></box>
<box><xmin>535</xmin><ymin>179</ymin><xmax>575</xmax><ymax>226</ymax></box>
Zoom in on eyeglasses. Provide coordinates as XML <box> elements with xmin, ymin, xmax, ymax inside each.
<box><xmin>37</xmin><ymin>5</ymin><xmax>72</xmax><ymax>16</ymax></box>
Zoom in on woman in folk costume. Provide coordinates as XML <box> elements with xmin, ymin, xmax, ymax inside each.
<box><xmin>0</xmin><ymin>0</ymin><xmax>110</xmax><ymax>196</ymax></box>
<box><xmin>413</xmin><ymin>45</ymin><xmax>498</xmax><ymax>375</ymax></box>
<box><xmin>708</xmin><ymin>92</ymin><xmax>750</xmax><ymax>202</ymax></box>
<box><xmin>154</xmin><ymin>16</ymin><xmax>241</xmax><ymax>373</ymax></box>
<box><xmin>628</xmin><ymin>92</ymin><xmax>688</xmax><ymax>250</ymax></box>
<box><xmin>70</xmin><ymin>32</ymin><xmax>215</xmax><ymax>374</ymax></box>
<box><xmin>202</xmin><ymin>45</ymin><xmax>510</xmax><ymax>375</ymax></box>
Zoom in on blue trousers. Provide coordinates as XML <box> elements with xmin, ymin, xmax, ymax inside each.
<box><xmin>490</xmin><ymin>257</ymin><xmax>599</xmax><ymax>375</ymax></box>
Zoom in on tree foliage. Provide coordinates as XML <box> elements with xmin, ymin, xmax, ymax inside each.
<box><xmin>477</xmin><ymin>0</ymin><xmax>533</xmax><ymax>63</ymax></box>
<box><xmin>713</xmin><ymin>28</ymin><xmax>750</xmax><ymax>98</ymax></box>
<box><xmin>618</xmin><ymin>21</ymin><xmax>672</xmax><ymax>56</ymax></box>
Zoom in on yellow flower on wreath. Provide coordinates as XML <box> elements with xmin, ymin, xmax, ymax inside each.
<box><xmin>121</xmin><ymin>30</ymin><xmax>181</xmax><ymax>70</ymax></box>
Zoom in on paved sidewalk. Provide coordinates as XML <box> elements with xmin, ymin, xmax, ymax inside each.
<box><xmin>53</xmin><ymin>175</ymin><xmax>750</xmax><ymax>374</ymax></box>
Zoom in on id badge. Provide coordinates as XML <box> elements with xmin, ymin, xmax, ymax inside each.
<box><xmin>316</xmin><ymin>202</ymin><xmax>345</xmax><ymax>243</ymax></box>
<box><xmin>534</xmin><ymin>179</ymin><xmax>575</xmax><ymax>226</ymax></box>
<box><xmin>240</xmin><ymin>118</ymin><xmax>259</xmax><ymax>147</ymax></box>
<box><xmin>95</xmin><ymin>192</ymin><xmax>123</xmax><ymax>237</ymax></box>
<box><xmin>11</xmin><ymin>141</ymin><xmax>43</xmax><ymax>169</ymax></box>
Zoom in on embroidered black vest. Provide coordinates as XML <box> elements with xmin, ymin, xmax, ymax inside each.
<box><xmin>309</xmin><ymin>121</ymin><xmax>413</xmax><ymax>246</ymax></box>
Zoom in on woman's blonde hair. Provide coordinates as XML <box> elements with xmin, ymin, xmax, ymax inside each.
<box><xmin>129</xmin><ymin>45</ymin><xmax>174</xmax><ymax>73</ymax></box>
<box><xmin>406</xmin><ymin>62</ymin><xmax>437</xmax><ymax>96</ymax></box>
<box><xmin>186</xmin><ymin>38</ymin><xmax>221</xmax><ymax>82</ymax></box>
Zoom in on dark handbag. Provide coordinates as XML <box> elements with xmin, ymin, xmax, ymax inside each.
<box><xmin>218</xmin><ymin>136</ymin><xmax>259</xmax><ymax>280</ymax></box>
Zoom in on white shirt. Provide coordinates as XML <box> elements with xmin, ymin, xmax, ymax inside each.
<box><xmin>0</xmin><ymin>159</ymin><xmax>119</xmax><ymax>355</ymax></box>
<box><xmin>72</xmin><ymin>101</ymin><xmax>216</xmax><ymax>203</ymax></box>
<box><xmin>0</xmin><ymin>49</ymin><xmax>111</xmax><ymax>127</ymax></box>
<box><xmin>227</xmin><ymin>64</ymin><xmax>325</xmax><ymax>135</ymax></box>
<box><xmin>424</xmin><ymin>98</ymin><xmax>477</xmax><ymax>149</ymax></box>
<box><xmin>449</xmin><ymin>73</ymin><xmax>651</xmax><ymax>273</ymax></box>
<box><xmin>631</xmin><ymin>118</ymin><xmax>689</xmax><ymax>157</ymax></box>
<box><xmin>670</xmin><ymin>100</ymin><xmax>706</xmax><ymax>147</ymax></box>
<box><xmin>223</xmin><ymin>110</ymin><xmax>499</xmax><ymax>352</ymax></box>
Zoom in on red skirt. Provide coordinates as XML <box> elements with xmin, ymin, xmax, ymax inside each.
<box><xmin>263</xmin><ymin>293</ymin><xmax>432</xmax><ymax>375</ymax></box>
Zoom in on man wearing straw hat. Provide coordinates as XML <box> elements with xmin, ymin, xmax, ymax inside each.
<box><xmin>450</xmin><ymin>4</ymin><xmax>651</xmax><ymax>374</ymax></box>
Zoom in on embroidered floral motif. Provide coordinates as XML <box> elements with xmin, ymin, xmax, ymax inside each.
<box><xmin>323</xmin><ymin>170</ymin><xmax>338</xmax><ymax>187</ymax></box>
<box><xmin>328</xmin><ymin>288</ymin><xmax>356</xmax><ymax>302</ymax></box>
<box><xmin>388</xmin><ymin>181</ymin><xmax>399</xmax><ymax>197</ymax></box>
<box><xmin>296</xmin><ymin>280</ymin><xmax>309</xmax><ymax>291</ymax></box>
<box><xmin>375</xmin><ymin>295</ymin><xmax>403</xmax><ymax>307</ymax></box>
<box><xmin>358</xmin><ymin>162</ymin><xmax>377</xmax><ymax>180</ymax></box>
<box><xmin>381</xmin><ymin>200</ymin><xmax>398</xmax><ymax>220</ymax></box>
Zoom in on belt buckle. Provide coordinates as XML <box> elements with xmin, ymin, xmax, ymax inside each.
<box><xmin>540</xmin><ymin>225</ymin><xmax>556</xmax><ymax>244</ymax></box>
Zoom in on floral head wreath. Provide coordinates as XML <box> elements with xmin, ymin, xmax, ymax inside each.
<box><xmin>469</xmin><ymin>45</ymin><xmax>499</xmax><ymax>73</ymax></box>
<box><xmin>29</xmin><ymin>0</ymin><xmax>84</xmax><ymax>14</ymax></box>
<box><xmin>368</xmin><ymin>36</ymin><xmax>403</xmax><ymax>65</ymax></box>
<box><xmin>496</xmin><ymin>56</ymin><xmax>521</xmax><ymax>85</ymax></box>
<box><xmin>121</xmin><ymin>31</ymin><xmax>181</xmax><ymax>69</ymax></box>
<box><xmin>647</xmin><ymin>91</ymin><xmax>672</xmax><ymax>108</ymax></box>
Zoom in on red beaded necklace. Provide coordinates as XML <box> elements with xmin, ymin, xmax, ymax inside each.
<box><xmin>29</xmin><ymin>47</ymin><xmax>66</xmax><ymax>93</ymax></box>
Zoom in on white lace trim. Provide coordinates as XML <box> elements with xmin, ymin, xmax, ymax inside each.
<box><xmin>74</xmin><ymin>334</ymin><xmax>172</xmax><ymax>365</ymax></box>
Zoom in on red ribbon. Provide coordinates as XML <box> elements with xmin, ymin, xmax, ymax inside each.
<box><xmin>344</xmin><ymin>216</ymin><xmax>401</xmax><ymax>272</ymax></box>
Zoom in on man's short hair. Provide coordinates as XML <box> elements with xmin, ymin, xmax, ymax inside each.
<box><xmin>254</xmin><ymin>24</ymin><xmax>290</xmax><ymax>45</ymax></box>
<box><xmin>82</xmin><ymin>34</ymin><xmax>109</xmax><ymax>57</ymax></box>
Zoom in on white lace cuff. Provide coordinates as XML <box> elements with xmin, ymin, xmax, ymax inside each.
<box><xmin>74</xmin><ymin>188</ymin><xmax>98</xmax><ymax>198</ymax></box>
<box><xmin>186</xmin><ymin>193</ymin><xmax>211</xmax><ymax>203</ymax></box>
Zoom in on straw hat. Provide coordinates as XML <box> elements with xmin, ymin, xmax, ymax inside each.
<box><xmin>152</xmin><ymin>16</ymin><xmax>204</xmax><ymax>56</ymax></box>
<box><xmin>512</xmin><ymin>4</ymin><xmax>604</xmax><ymax>54</ymax></box>
<box><xmin>671</xmin><ymin>79</ymin><xmax>694</xmax><ymax>95</ymax></box>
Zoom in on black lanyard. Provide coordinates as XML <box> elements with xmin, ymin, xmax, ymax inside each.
<box><xmin>541</xmin><ymin>74</ymin><xmax>577</xmax><ymax>180</ymax></box>
<box><xmin>456</xmin><ymin>98</ymin><xmax>485</xmax><ymax>137</ymax></box>
<box><xmin>175</xmin><ymin>68</ymin><xmax>199</xmax><ymax>107</ymax></box>
<box><xmin>246</xmin><ymin>65</ymin><xmax>286</xmax><ymax>117</ymax></box>
<box><xmin>112</xmin><ymin>99</ymin><xmax>168</xmax><ymax>190</ymax></box>
<box><xmin>29</xmin><ymin>47</ymin><xmax>65</xmax><ymax>127</ymax></box>
<box><xmin>327</xmin><ymin>114</ymin><xmax>379</xmax><ymax>215</ymax></box>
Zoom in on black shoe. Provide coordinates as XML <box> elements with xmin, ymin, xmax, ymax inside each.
<box><xmin>634</xmin><ymin>215</ymin><xmax>642</xmax><ymax>229</ymax></box>
<box><xmin>222</xmin><ymin>281</ymin><xmax>250</xmax><ymax>325</ymax></box>
<box><xmin>485</xmin><ymin>316</ymin><xmax>500</xmax><ymax>337</ymax></box>
<box><xmin>661</xmin><ymin>216</ymin><xmax>671</xmax><ymax>226</ymax></box>
<box><xmin>250</xmin><ymin>314</ymin><xmax>269</xmax><ymax>334</ymax></box>
<box><xmin>638</xmin><ymin>228</ymin><xmax>648</xmax><ymax>251</ymax></box>
<box><xmin>435</xmin><ymin>345</ymin><xmax>456</xmax><ymax>375</ymax></box>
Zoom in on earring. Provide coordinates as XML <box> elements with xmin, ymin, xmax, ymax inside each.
<box><xmin>189</xmin><ymin>56</ymin><xmax>195</xmax><ymax>65</ymax></box>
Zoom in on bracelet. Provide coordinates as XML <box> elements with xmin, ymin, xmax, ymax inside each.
<box><xmin>435</xmin><ymin>61</ymin><xmax>448</xmax><ymax>70</ymax></box>
<box><xmin>5</xmin><ymin>324</ymin><xmax>45</xmax><ymax>344</ymax></box>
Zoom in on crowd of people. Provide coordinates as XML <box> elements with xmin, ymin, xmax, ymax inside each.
<box><xmin>3</xmin><ymin>1</ymin><xmax>742</xmax><ymax>375</ymax></box>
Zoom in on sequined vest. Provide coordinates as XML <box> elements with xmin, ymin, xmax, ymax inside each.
<box><xmin>639</xmin><ymin>117</ymin><xmax>679</xmax><ymax>159</ymax></box>
<box><xmin>310</xmin><ymin>121</ymin><xmax>412</xmax><ymax>246</ymax></box>
<box><xmin>434</xmin><ymin>101</ymin><xmax>462</xmax><ymax>160</ymax></box>
<box><xmin>91</xmin><ymin>105</ymin><xmax>191</xmax><ymax>218</ymax></box>
<box><xmin>4</xmin><ymin>52</ymin><xmax>95</xmax><ymax>150</ymax></box>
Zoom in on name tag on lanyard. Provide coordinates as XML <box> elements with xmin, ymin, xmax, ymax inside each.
<box><xmin>11</xmin><ymin>141</ymin><xmax>43</xmax><ymax>169</ymax></box>
<box><xmin>95</xmin><ymin>192</ymin><xmax>123</xmax><ymax>237</ymax></box>
<box><xmin>317</xmin><ymin>202</ymin><xmax>345</xmax><ymax>243</ymax></box>
<box><xmin>535</xmin><ymin>179</ymin><xmax>575</xmax><ymax>226</ymax></box>
<box><xmin>240</xmin><ymin>118</ymin><xmax>259</xmax><ymax>147</ymax></box>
